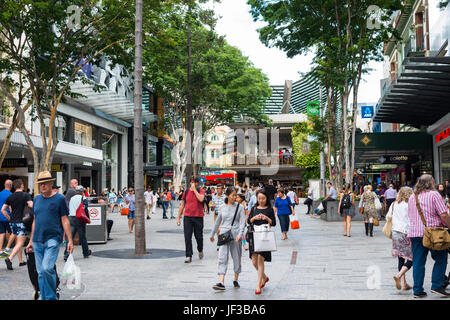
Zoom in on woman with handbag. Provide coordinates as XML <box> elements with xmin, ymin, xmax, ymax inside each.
<box><xmin>274</xmin><ymin>188</ymin><xmax>294</xmax><ymax>240</ymax></box>
<box><xmin>338</xmin><ymin>184</ymin><xmax>355</xmax><ymax>237</ymax></box>
<box><xmin>386</xmin><ymin>187</ymin><xmax>413</xmax><ymax>291</ymax></box>
<box><xmin>361</xmin><ymin>185</ymin><xmax>378</xmax><ymax>237</ymax></box>
<box><xmin>407</xmin><ymin>174</ymin><xmax>450</xmax><ymax>298</ymax></box>
<box><xmin>210</xmin><ymin>187</ymin><xmax>246</xmax><ymax>291</ymax></box>
<box><xmin>247</xmin><ymin>189</ymin><xmax>276</xmax><ymax>294</ymax></box>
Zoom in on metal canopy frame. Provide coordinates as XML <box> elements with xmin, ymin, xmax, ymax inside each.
<box><xmin>373</xmin><ymin>56</ymin><xmax>450</xmax><ymax>127</ymax></box>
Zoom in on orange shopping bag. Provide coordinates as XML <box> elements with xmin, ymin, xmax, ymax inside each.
<box><xmin>121</xmin><ymin>208</ymin><xmax>129</xmax><ymax>216</ymax></box>
<box><xmin>290</xmin><ymin>215</ymin><xmax>299</xmax><ymax>230</ymax></box>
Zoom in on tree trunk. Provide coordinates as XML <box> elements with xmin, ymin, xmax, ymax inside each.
<box><xmin>134</xmin><ymin>0</ymin><xmax>146</xmax><ymax>255</ymax></box>
<box><xmin>185</xmin><ymin>14</ymin><xmax>193</xmax><ymax>187</ymax></box>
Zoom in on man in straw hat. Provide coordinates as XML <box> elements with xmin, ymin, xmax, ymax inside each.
<box><xmin>26</xmin><ymin>171</ymin><xmax>73</xmax><ymax>300</ymax></box>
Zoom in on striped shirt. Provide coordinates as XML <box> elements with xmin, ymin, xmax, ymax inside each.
<box><xmin>407</xmin><ymin>191</ymin><xmax>448</xmax><ymax>238</ymax></box>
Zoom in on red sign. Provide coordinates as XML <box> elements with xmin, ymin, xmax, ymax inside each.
<box><xmin>436</xmin><ymin>127</ymin><xmax>450</xmax><ymax>143</ymax></box>
<box><xmin>164</xmin><ymin>172</ymin><xmax>174</xmax><ymax>177</ymax></box>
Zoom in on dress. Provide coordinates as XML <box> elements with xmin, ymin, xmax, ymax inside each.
<box><xmin>391</xmin><ymin>231</ymin><xmax>413</xmax><ymax>261</ymax></box>
<box><xmin>246</xmin><ymin>206</ymin><xmax>276</xmax><ymax>262</ymax></box>
<box><xmin>362</xmin><ymin>191</ymin><xmax>378</xmax><ymax>219</ymax></box>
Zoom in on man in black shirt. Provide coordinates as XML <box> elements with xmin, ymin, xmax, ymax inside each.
<box><xmin>1</xmin><ymin>179</ymin><xmax>33</xmax><ymax>270</ymax></box>
<box><xmin>264</xmin><ymin>179</ymin><xmax>278</xmax><ymax>207</ymax></box>
<box><xmin>65</xmin><ymin>179</ymin><xmax>78</xmax><ymax>207</ymax></box>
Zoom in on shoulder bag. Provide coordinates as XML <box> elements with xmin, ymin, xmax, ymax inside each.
<box><xmin>382</xmin><ymin>202</ymin><xmax>393</xmax><ymax>239</ymax></box>
<box><xmin>217</xmin><ymin>204</ymin><xmax>240</xmax><ymax>246</ymax></box>
<box><xmin>415</xmin><ymin>193</ymin><xmax>450</xmax><ymax>251</ymax></box>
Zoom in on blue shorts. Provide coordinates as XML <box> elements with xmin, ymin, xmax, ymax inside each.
<box><xmin>128</xmin><ymin>211</ymin><xmax>135</xmax><ymax>219</ymax></box>
<box><xmin>10</xmin><ymin>222</ymin><xmax>27</xmax><ymax>236</ymax></box>
<box><xmin>0</xmin><ymin>221</ymin><xmax>11</xmax><ymax>234</ymax></box>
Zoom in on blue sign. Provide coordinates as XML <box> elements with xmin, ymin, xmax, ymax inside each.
<box><xmin>361</xmin><ymin>106</ymin><xmax>374</xmax><ymax>119</ymax></box>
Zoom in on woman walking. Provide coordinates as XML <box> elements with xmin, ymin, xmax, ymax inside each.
<box><xmin>338</xmin><ymin>184</ymin><xmax>355</xmax><ymax>237</ymax></box>
<box><xmin>247</xmin><ymin>189</ymin><xmax>276</xmax><ymax>294</ymax></box>
<box><xmin>116</xmin><ymin>189</ymin><xmax>124</xmax><ymax>212</ymax></box>
<box><xmin>108</xmin><ymin>188</ymin><xmax>117</xmax><ymax>213</ymax></box>
<box><xmin>361</xmin><ymin>185</ymin><xmax>378</xmax><ymax>237</ymax></box>
<box><xmin>210</xmin><ymin>187</ymin><xmax>246</xmax><ymax>290</ymax></box>
<box><xmin>236</xmin><ymin>193</ymin><xmax>248</xmax><ymax>250</ymax></box>
<box><xmin>274</xmin><ymin>188</ymin><xmax>294</xmax><ymax>240</ymax></box>
<box><xmin>386</xmin><ymin>187</ymin><xmax>414</xmax><ymax>291</ymax></box>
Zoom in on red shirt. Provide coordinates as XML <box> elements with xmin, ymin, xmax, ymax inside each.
<box><xmin>182</xmin><ymin>188</ymin><xmax>205</xmax><ymax>217</ymax></box>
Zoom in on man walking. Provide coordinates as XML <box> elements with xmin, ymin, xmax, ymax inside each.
<box><xmin>384</xmin><ymin>184</ymin><xmax>397</xmax><ymax>212</ymax></box>
<box><xmin>320</xmin><ymin>182</ymin><xmax>337</xmax><ymax>214</ymax></box>
<box><xmin>2</xmin><ymin>179</ymin><xmax>33</xmax><ymax>270</ymax></box>
<box><xmin>64</xmin><ymin>185</ymin><xmax>91</xmax><ymax>261</ymax></box>
<box><xmin>144</xmin><ymin>187</ymin><xmax>152</xmax><ymax>220</ymax></box>
<box><xmin>26</xmin><ymin>171</ymin><xmax>73</xmax><ymax>300</ymax></box>
<box><xmin>0</xmin><ymin>180</ymin><xmax>13</xmax><ymax>258</ymax></box>
<box><xmin>264</xmin><ymin>179</ymin><xmax>278</xmax><ymax>207</ymax></box>
<box><xmin>176</xmin><ymin>176</ymin><xmax>205</xmax><ymax>263</ymax></box>
<box><xmin>168</xmin><ymin>188</ymin><xmax>175</xmax><ymax>219</ymax></box>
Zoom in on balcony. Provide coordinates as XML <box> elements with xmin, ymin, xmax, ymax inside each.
<box><xmin>405</xmin><ymin>34</ymin><xmax>426</xmax><ymax>58</ymax></box>
<box><xmin>229</xmin><ymin>153</ymin><xmax>295</xmax><ymax>168</ymax></box>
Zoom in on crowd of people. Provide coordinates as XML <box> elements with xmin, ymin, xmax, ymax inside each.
<box><xmin>1</xmin><ymin>170</ymin><xmax>448</xmax><ymax>299</ymax></box>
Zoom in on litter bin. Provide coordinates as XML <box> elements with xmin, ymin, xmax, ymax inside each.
<box><xmin>86</xmin><ymin>203</ymin><xmax>107</xmax><ymax>244</ymax></box>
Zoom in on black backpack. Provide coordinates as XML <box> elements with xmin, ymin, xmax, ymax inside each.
<box><xmin>341</xmin><ymin>194</ymin><xmax>352</xmax><ymax>209</ymax></box>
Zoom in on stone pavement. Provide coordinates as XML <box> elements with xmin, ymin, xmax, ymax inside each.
<box><xmin>0</xmin><ymin>201</ymin><xmax>448</xmax><ymax>300</ymax></box>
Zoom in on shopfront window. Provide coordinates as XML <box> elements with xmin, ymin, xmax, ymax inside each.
<box><xmin>102</xmin><ymin>133</ymin><xmax>118</xmax><ymax>190</ymax></box>
<box><xmin>74</xmin><ymin>121</ymin><xmax>94</xmax><ymax>147</ymax></box>
<box><xmin>440</xmin><ymin>142</ymin><xmax>450</xmax><ymax>182</ymax></box>
<box><xmin>148</xmin><ymin>139</ymin><xmax>157</xmax><ymax>166</ymax></box>
<box><xmin>163</xmin><ymin>144</ymin><xmax>172</xmax><ymax>166</ymax></box>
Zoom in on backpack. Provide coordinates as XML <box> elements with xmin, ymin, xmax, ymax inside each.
<box><xmin>342</xmin><ymin>194</ymin><xmax>352</xmax><ymax>209</ymax></box>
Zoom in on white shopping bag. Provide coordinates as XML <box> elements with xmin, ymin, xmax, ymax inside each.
<box><xmin>317</xmin><ymin>203</ymin><xmax>324</xmax><ymax>211</ymax></box>
<box><xmin>253</xmin><ymin>225</ymin><xmax>277</xmax><ymax>252</ymax></box>
<box><xmin>60</xmin><ymin>254</ymin><xmax>81</xmax><ymax>289</ymax></box>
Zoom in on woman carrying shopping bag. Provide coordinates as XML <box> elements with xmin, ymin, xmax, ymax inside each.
<box><xmin>274</xmin><ymin>188</ymin><xmax>295</xmax><ymax>240</ymax></box>
<box><xmin>210</xmin><ymin>187</ymin><xmax>246</xmax><ymax>290</ymax></box>
<box><xmin>247</xmin><ymin>189</ymin><xmax>276</xmax><ymax>295</ymax></box>
<box><xmin>386</xmin><ymin>187</ymin><xmax>414</xmax><ymax>291</ymax></box>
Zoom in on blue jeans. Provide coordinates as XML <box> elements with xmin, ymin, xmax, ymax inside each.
<box><xmin>410</xmin><ymin>237</ymin><xmax>448</xmax><ymax>294</ymax></box>
<box><xmin>33</xmin><ymin>238</ymin><xmax>61</xmax><ymax>300</ymax></box>
<box><xmin>169</xmin><ymin>200</ymin><xmax>174</xmax><ymax>217</ymax></box>
<box><xmin>162</xmin><ymin>202</ymin><xmax>168</xmax><ymax>217</ymax></box>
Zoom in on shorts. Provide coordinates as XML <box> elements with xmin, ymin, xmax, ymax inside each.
<box><xmin>0</xmin><ymin>221</ymin><xmax>11</xmax><ymax>234</ymax></box>
<box><xmin>128</xmin><ymin>210</ymin><xmax>135</xmax><ymax>219</ymax></box>
<box><xmin>10</xmin><ymin>222</ymin><xmax>26</xmax><ymax>236</ymax></box>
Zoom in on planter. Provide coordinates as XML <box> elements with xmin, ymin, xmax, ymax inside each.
<box><xmin>319</xmin><ymin>201</ymin><xmax>364</xmax><ymax>222</ymax></box>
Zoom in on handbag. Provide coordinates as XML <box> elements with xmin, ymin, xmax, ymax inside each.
<box><xmin>374</xmin><ymin>195</ymin><xmax>382</xmax><ymax>210</ymax></box>
<box><xmin>217</xmin><ymin>204</ymin><xmax>240</xmax><ymax>246</ymax></box>
<box><xmin>415</xmin><ymin>194</ymin><xmax>450</xmax><ymax>251</ymax></box>
<box><xmin>382</xmin><ymin>202</ymin><xmax>393</xmax><ymax>239</ymax></box>
<box><xmin>22</xmin><ymin>206</ymin><xmax>33</xmax><ymax>225</ymax></box>
<box><xmin>253</xmin><ymin>224</ymin><xmax>277</xmax><ymax>252</ymax></box>
<box><xmin>373</xmin><ymin>217</ymin><xmax>379</xmax><ymax>227</ymax></box>
<box><xmin>76</xmin><ymin>200</ymin><xmax>91</xmax><ymax>224</ymax></box>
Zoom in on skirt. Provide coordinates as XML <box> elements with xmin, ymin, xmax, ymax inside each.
<box><xmin>341</xmin><ymin>207</ymin><xmax>355</xmax><ymax>217</ymax></box>
<box><xmin>391</xmin><ymin>231</ymin><xmax>413</xmax><ymax>261</ymax></box>
<box><xmin>246</xmin><ymin>231</ymin><xmax>271</xmax><ymax>262</ymax></box>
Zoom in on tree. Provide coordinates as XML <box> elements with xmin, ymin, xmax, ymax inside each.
<box><xmin>143</xmin><ymin>2</ymin><xmax>271</xmax><ymax>191</ymax></box>
<box><xmin>248</xmin><ymin>0</ymin><xmax>404</xmax><ymax>190</ymax></box>
<box><xmin>0</xmin><ymin>0</ymin><xmax>134</xmax><ymax>192</ymax></box>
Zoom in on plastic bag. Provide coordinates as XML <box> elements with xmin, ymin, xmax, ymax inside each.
<box><xmin>60</xmin><ymin>254</ymin><xmax>81</xmax><ymax>289</ymax></box>
<box><xmin>317</xmin><ymin>203</ymin><xmax>324</xmax><ymax>211</ymax></box>
<box><xmin>290</xmin><ymin>215</ymin><xmax>299</xmax><ymax>230</ymax></box>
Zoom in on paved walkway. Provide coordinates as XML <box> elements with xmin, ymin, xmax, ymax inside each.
<box><xmin>0</xmin><ymin>201</ymin><xmax>447</xmax><ymax>300</ymax></box>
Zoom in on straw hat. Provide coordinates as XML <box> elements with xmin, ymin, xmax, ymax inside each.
<box><xmin>37</xmin><ymin>171</ymin><xmax>56</xmax><ymax>184</ymax></box>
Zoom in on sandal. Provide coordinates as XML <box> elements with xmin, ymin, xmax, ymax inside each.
<box><xmin>255</xmin><ymin>289</ymin><xmax>261</xmax><ymax>295</ymax></box>
<box><xmin>261</xmin><ymin>277</ymin><xmax>269</xmax><ymax>288</ymax></box>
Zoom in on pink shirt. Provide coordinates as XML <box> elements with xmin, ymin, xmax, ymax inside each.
<box><xmin>407</xmin><ymin>191</ymin><xmax>448</xmax><ymax>238</ymax></box>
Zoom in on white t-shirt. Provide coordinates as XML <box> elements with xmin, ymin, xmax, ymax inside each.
<box><xmin>152</xmin><ymin>192</ymin><xmax>159</xmax><ymax>203</ymax></box>
<box><xmin>69</xmin><ymin>194</ymin><xmax>83</xmax><ymax>217</ymax></box>
<box><xmin>387</xmin><ymin>201</ymin><xmax>410</xmax><ymax>234</ymax></box>
<box><xmin>287</xmin><ymin>191</ymin><xmax>296</xmax><ymax>204</ymax></box>
<box><xmin>144</xmin><ymin>191</ymin><xmax>152</xmax><ymax>203</ymax></box>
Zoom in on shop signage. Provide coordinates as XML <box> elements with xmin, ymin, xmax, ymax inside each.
<box><xmin>51</xmin><ymin>164</ymin><xmax>66</xmax><ymax>172</ymax></box>
<box><xmin>436</xmin><ymin>127</ymin><xmax>450</xmax><ymax>143</ymax></box>
<box><xmin>361</xmin><ymin>106</ymin><xmax>374</xmax><ymax>119</ymax></box>
<box><xmin>163</xmin><ymin>172</ymin><xmax>174</xmax><ymax>177</ymax></box>
<box><xmin>1</xmin><ymin>158</ymin><xmax>27</xmax><ymax>168</ymax></box>
<box><xmin>383</xmin><ymin>155</ymin><xmax>419</xmax><ymax>164</ymax></box>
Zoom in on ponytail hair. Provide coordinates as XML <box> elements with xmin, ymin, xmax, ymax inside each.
<box><xmin>224</xmin><ymin>186</ymin><xmax>236</xmax><ymax>204</ymax></box>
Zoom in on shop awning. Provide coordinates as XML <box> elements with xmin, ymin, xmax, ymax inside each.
<box><xmin>373</xmin><ymin>56</ymin><xmax>450</xmax><ymax>127</ymax></box>
<box><xmin>70</xmin><ymin>81</ymin><xmax>157</xmax><ymax>125</ymax></box>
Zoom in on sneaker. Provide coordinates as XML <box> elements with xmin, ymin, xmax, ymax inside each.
<box><xmin>19</xmin><ymin>261</ymin><xmax>27</xmax><ymax>267</ymax></box>
<box><xmin>431</xmin><ymin>287</ymin><xmax>450</xmax><ymax>298</ymax></box>
<box><xmin>1</xmin><ymin>250</ymin><xmax>11</xmax><ymax>257</ymax></box>
<box><xmin>163</xmin><ymin>216</ymin><xmax>168</xmax><ymax>219</ymax></box>
<box><xmin>146</xmin><ymin>216</ymin><xmax>150</xmax><ymax>220</ymax></box>
<box><xmin>199</xmin><ymin>252</ymin><xmax>204</xmax><ymax>259</ymax></box>
<box><xmin>33</xmin><ymin>291</ymin><xmax>40</xmax><ymax>301</ymax></box>
<box><xmin>213</xmin><ymin>283</ymin><xmax>225</xmax><ymax>290</ymax></box>
<box><xmin>5</xmin><ymin>258</ymin><xmax>13</xmax><ymax>270</ymax></box>
<box><xmin>233</xmin><ymin>281</ymin><xmax>240</xmax><ymax>288</ymax></box>
<box><xmin>184</xmin><ymin>257</ymin><xmax>192</xmax><ymax>263</ymax></box>
<box><xmin>414</xmin><ymin>292</ymin><xmax>427</xmax><ymax>298</ymax></box>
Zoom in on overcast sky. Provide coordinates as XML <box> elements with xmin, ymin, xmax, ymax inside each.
<box><xmin>208</xmin><ymin>0</ymin><xmax>383</xmax><ymax>105</ymax></box>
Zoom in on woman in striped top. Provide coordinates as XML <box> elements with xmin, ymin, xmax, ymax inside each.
<box><xmin>407</xmin><ymin>174</ymin><xmax>450</xmax><ymax>298</ymax></box>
